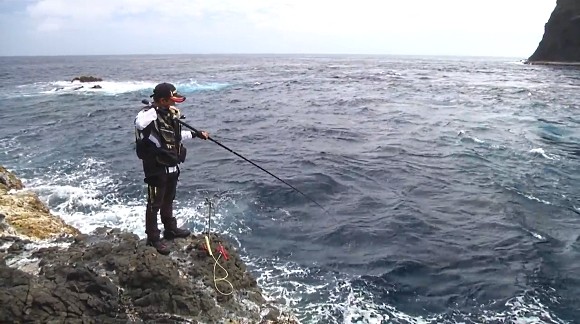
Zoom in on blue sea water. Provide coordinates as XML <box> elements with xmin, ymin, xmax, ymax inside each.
<box><xmin>0</xmin><ymin>54</ymin><xmax>579</xmax><ymax>323</ymax></box>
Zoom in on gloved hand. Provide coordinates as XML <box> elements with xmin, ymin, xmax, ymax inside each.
<box><xmin>197</xmin><ymin>131</ymin><xmax>209</xmax><ymax>140</ymax></box>
<box><xmin>190</xmin><ymin>130</ymin><xmax>209</xmax><ymax>140</ymax></box>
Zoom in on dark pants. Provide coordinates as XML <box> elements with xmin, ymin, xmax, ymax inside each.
<box><xmin>145</xmin><ymin>172</ymin><xmax>179</xmax><ymax>240</ymax></box>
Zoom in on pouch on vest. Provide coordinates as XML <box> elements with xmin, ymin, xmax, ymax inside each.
<box><xmin>155</xmin><ymin>148</ymin><xmax>180</xmax><ymax>167</ymax></box>
<box><xmin>178</xmin><ymin>144</ymin><xmax>187</xmax><ymax>163</ymax></box>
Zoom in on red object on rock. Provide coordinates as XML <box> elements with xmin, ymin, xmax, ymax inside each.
<box><xmin>217</xmin><ymin>243</ymin><xmax>229</xmax><ymax>260</ymax></box>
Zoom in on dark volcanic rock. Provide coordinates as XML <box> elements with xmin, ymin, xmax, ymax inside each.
<box><xmin>0</xmin><ymin>228</ymin><xmax>296</xmax><ymax>323</ymax></box>
<box><xmin>71</xmin><ymin>76</ymin><xmax>103</xmax><ymax>83</ymax></box>
<box><xmin>528</xmin><ymin>0</ymin><xmax>580</xmax><ymax>63</ymax></box>
<box><xmin>0</xmin><ymin>164</ymin><xmax>297</xmax><ymax>323</ymax></box>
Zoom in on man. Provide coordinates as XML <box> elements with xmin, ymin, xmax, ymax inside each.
<box><xmin>134</xmin><ymin>82</ymin><xmax>209</xmax><ymax>255</ymax></box>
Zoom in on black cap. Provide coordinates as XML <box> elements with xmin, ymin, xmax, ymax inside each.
<box><xmin>150</xmin><ymin>83</ymin><xmax>186</xmax><ymax>103</ymax></box>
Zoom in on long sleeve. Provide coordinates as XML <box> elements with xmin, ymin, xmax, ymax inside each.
<box><xmin>135</xmin><ymin>108</ymin><xmax>161</xmax><ymax>148</ymax></box>
<box><xmin>135</xmin><ymin>108</ymin><xmax>157</xmax><ymax>130</ymax></box>
<box><xmin>181</xmin><ymin>130</ymin><xmax>195</xmax><ymax>140</ymax></box>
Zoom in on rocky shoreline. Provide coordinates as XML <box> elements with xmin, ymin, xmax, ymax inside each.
<box><xmin>523</xmin><ymin>61</ymin><xmax>580</xmax><ymax>66</ymax></box>
<box><xmin>0</xmin><ymin>165</ymin><xmax>297</xmax><ymax>323</ymax></box>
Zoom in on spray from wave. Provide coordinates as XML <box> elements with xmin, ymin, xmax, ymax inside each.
<box><xmin>5</xmin><ymin>79</ymin><xmax>230</xmax><ymax>98</ymax></box>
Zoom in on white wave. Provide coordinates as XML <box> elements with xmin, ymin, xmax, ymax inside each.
<box><xmin>0</xmin><ymin>136</ymin><xmax>36</xmax><ymax>164</ymax></box>
<box><xmin>4</xmin><ymin>241</ymin><xmax>72</xmax><ymax>276</ymax></box>
<box><xmin>525</xmin><ymin>229</ymin><xmax>547</xmax><ymax>241</ymax></box>
<box><xmin>176</xmin><ymin>79</ymin><xmax>230</xmax><ymax>92</ymax></box>
<box><xmin>53</xmin><ymin>203</ymin><xmax>147</xmax><ymax>238</ymax></box>
<box><xmin>523</xmin><ymin>193</ymin><xmax>552</xmax><ymax>205</ymax></box>
<box><xmin>19</xmin><ymin>156</ymin><xmax>241</xmax><ymax>242</ymax></box>
<box><xmin>21</xmin><ymin>157</ymin><xmax>143</xmax><ymax>236</ymax></box>
<box><xmin>529</xmin><ymin>148</ymin><xmax>558</xmax><ymax>160</ymax></box>
<box><xmin>488</xmin><ymin>293</ymin><xmax>565</xmax><ymax>324</ymax></box>
<box><xmin>505</xmin><ymin>187</ymin><xmax>552</xmax><ymax>207</ymax></box>
<box><xmin>243</xmin><ymin>251</ymin><xmax>568</xmax><ymax>324</ymax></box>
<box><xmin>460</xmin><ymin>135</ymin><xmax>485</xmax><ymax>144</ymax></box>
<box><xmin>43</xmin><ymin>80</ymin><xmax>158</xmax><ymax>96</ymax></box>
<box><xmin>5</xmin><ymin>79</ymin><xmax>230</xmax><ymax>99</ymax></box>
<box><xmin>244</xmin><ymin>255</ymin><xmax>434</xmax><ymax>324</ymax></box>
<box><xmin>457</xmin><ymin>130</ymin><xmax>485</xmax><ymax>144</ymax></box>
<box><xmin>5</xmin><ymin>80</ymin><xmax>156</xmax><ymax>98</ymax></box>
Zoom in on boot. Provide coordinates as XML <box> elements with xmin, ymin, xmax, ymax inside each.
<box><xmin>163</xmin><ymin>227</ymin><xmax>191</xmax><ymax>240</ymax></box>
<box><xmin>147</xmin><ymin>238</ymin><xmax>171</xmax><ymax>255</ymax></box>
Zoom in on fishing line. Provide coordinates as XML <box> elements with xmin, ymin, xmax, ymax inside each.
<box><xmin>140</xmin><ymin>99</ymin><xmax>329</xmax><ymax>213</ymax></box>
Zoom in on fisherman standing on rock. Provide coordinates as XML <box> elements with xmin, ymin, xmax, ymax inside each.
<box><xmin>134</xmin><ymin>83</ymin><xmax>209</xmax><ymax>255</ymax></box>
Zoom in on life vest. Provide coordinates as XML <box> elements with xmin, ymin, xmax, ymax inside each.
<box><xmin>135</xmin><ymin>105</ymin><xmax>187</xmax><ymax>166</ymax></box>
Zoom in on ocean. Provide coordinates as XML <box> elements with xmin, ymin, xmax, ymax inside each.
<box><xmin>0</xmin><ymin>54</ymin><xmax>579</xmax><ymax>323</ymax></box>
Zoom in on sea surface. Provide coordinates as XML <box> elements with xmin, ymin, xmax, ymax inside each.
<box><xmin>0</xmin><ymin>54</ymin><xmax>579</xmax><ymax>323</ymax></box>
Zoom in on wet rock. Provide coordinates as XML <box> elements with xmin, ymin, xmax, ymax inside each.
<box><xmin>8</xmin><ymin>241</ymin><xmax>24</xmax><ymax>253</ymax></box>
<box><xmin>1</xmin><ymin>228</ymin><xmax>296</xmax><ymax>323</ymax></box>
<box><xmin>71</xmin><ymin>76</ymin><xmax>103</xmax><ymax>83</ymax></box>
<box><xmin>0</xmin><ymin>166</ymin><xmax>23</xmax><ymax>191</ymax></box>
<box><xmin>0</xmin><ymin>164</ymin><xmax>298</xmax><ymax>323</ymax></box>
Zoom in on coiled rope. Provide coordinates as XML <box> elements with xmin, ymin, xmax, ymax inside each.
<box><xmin>204</xmin><ymin>198</ymin><xmax>233</xmax><ymax>296</ymax></box>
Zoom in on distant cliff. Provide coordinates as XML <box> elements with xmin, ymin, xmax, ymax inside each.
<box><xmin>528</xmin><ymin>0</ymin><xmax>580</xmax><ymax>63</ymax></box>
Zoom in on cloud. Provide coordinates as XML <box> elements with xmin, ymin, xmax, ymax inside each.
<box><xmin>1</xmin><ymin>0</ymin><xmax>557</xmax><ymax>56</ymax></box>
<box><xmin>25</xmin><ymin>0</ymin><xmax>284</xmax><ymax>31</ymax></box>
<box><xmin>25</xmin><ymin>0</ymin><xmax>553</xmax><ymax>35</ymax></box>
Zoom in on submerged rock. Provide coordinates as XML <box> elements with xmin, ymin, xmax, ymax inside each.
<box><xmin>0</xmin><ymin>166</ymin><xmax>298</xmax><ymax>323</ymax></box>
<box><xmin>527</xmin><ymin>0</ymin><xmax>580</xmax><ymax>64</ymax></box>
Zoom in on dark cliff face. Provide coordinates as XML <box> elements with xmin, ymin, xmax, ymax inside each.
<box><xmin>528</xmin><ymin>0</ymin><xmax>580</xmax><ymax>62</ymax></box>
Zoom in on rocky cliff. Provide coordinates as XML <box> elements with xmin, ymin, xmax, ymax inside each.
<box><xmin>0</xmin><ymin>165</ymin><xmax>297</xmax><ymax>323</ymax></box>
<box><xmin>528</xmin><ymin>0</ymin><xmax>580</xmax><ymax>63</ymax></box>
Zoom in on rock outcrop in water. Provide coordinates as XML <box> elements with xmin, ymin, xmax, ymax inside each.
<box><xmin>527</xmin><ymin>0</ymin><xmax>580</xmax><ymax>64</ymax></box>
<box><xmin>71</xmin><ymin>76</ymin><xmax>103</xmax><ymax>83</ymax></box>
<box><xmin>0</xmin><ymin>166</ymin><xmax>296</xmax><ymax>323</ymax></box>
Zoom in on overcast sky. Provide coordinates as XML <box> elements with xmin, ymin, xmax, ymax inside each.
<box><xmin>0</xmin><ymin>0</ymin><xmax>556</xmax><ymax>57</ymax></box>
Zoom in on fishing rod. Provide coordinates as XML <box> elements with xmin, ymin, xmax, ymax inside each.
<box><xmin>140</xmin><ymin>99</ymin><xmax>329</xmax><ymax>213</ymax></box>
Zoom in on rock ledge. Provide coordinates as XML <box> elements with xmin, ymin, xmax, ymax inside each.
<box><xmin>0</xmin><ymin>165</ymin><xmax>297</xmax><ymax>323</ymax></box>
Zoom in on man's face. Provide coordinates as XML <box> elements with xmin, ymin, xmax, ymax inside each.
<box><xmin>158</xmin><ymin>97</ymin><xmax>178</xmax><ymax>107</ymax></box>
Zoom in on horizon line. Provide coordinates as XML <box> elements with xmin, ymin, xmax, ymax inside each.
<box><xmin>0</xmin><ymin>52</ymin><xmax>526</xmax><ymax>59</ymax></box>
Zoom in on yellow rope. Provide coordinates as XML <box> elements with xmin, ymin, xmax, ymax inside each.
<box><xmin>205</xmin><ymin>235</ymin><xmax>233</xmax><ymax>296</ymax></box>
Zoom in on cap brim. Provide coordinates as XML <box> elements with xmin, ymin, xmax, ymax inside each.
<box><xmin>170</xmin><ymin>95</ymin><xmax>186</xmax><ymax>103</ymax></box>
